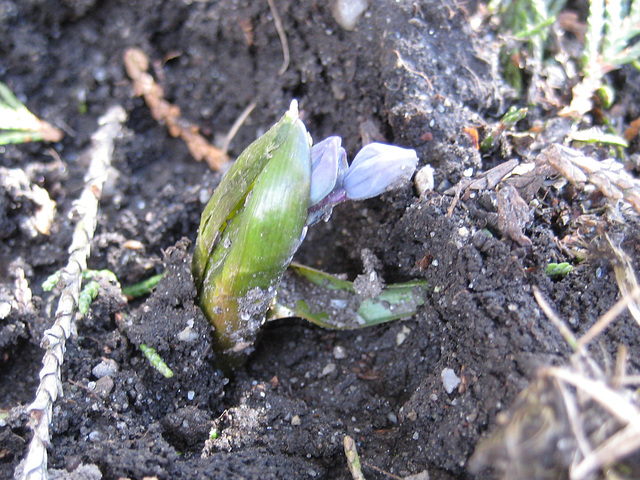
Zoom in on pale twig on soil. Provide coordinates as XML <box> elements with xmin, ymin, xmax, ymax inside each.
<box><xmin>577</xmin><ymin>284</ymin><xmax>640</xmax><ymax>348</ymax></box>
<box><xmin>555</xmin><ymin>380</ymin><xmax>592</xmax><ymax>462</ymax></box>
<box><xmin>266</xmin><ymin>0</ymin><xmax>290</xmax><ymax>75</ymax></box>
<box><xmin>533</xmin><ymin>286</ymin><xmax>580</xmax><ymax>352</ymax></box>
<box><xmin>577</xmin><ymin>234</ymin><xmax>640</xmax><ymax>348</ymax></box>
<box><xmin>391</xmin><ymin>50</ymin><xmax>433</xmax><ymax>90</ymax></box>
<box><xmin>220</xmin><ymin>101</ymin><xmax>257</xmax><ymax>155</ymax></box>
<box><xmin>600</xmin><ymin>234</ymin><xmax>640</xmax><ymax>324</ymax></box>
<box><xmin>20</xmin><ymin>106</ymin><xmax>126</xmax><ymax>480</ymax></box>
<box><xmin>360</xmin><ymin>462</ymin><xmax>407</xmax><ymax>480</ymax></box>
<box><xmin>612</xmin><ymin>344</ymin><xmax>627</xmax><ymax>390</ymax></box>
<box><xmin>545</xmin><ymin>366</ymin><xmax>640</xmax><ymax>480</ymax></box>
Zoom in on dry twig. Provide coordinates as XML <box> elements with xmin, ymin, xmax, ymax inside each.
<box><xmin>266</xmin><ymin>0</ymin><xmax>290</xmax><ymax>75</ymax></box>
<box><xmin>220</xmin><ymin>101</ymin><xmax>257</xmax><ymax>154</ymax></box>
<box><xmin>123</xmin><ymin>47</ymin><xmax>229</xmax><ymax>171</ymax></box>
<box><xmin>533</xmin><ymin>286</ymin><xmax>580</xmax><ymax>352</ymax></box>
<box><xmin>473</xmin><ymin>269</ymin><xmax>640</xmax><ymax>479</ymax></box>
<box><xmin>599</xmin><ymin>235</ymin><xmax>640</xmax><ymax>325</ymax></box>
<box><xmin>20</xmin><ymin>106</ymin><xmax>126</xmax><ymax>480</ymax></box>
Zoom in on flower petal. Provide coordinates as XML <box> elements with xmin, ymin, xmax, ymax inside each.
<box><xmin>309</xmin><ymin>136</ymin><xmax>346</xmax><ymax>206</ymax></box>
<box><xmin>343</xmin><ymin>143</ymin><xmax>418</xmax><ymax>200</ymax></box>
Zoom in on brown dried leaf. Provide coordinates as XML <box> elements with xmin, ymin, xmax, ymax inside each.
<box><xmin>497</xmin><ymin>184</ymin><xmax>532</xmax><ymax>246</ymax></box>
<box><xmin>544</xmin><ymin>144</ymin><xmax>588</xmax><ymax>185</ymax></box>
<box><xmin>625</xmin><ymin>117</ymin><xmax>640</xmax><ymax>142</ymax></box>
<box><xmin>447</xmin><ymin>159</ymin><xmax>519</xmax><ymax>199</ymax></box>
<box><xmin>503</xmin><ymin>159</ymin><xmax>553</xmax><ymax>202</ymax></box>
<box><xmin>476</xmin><ymin>159</ymin><xmax>519</xmax><ymax>191</ymax></box>
<box><xmin>540</xmin><ymin>144</ymin><xmax>640</xmax><ymax>214</ymax></box>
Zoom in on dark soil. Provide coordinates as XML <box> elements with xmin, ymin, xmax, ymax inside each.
<box><xmin>2</xmin><ymin>1</ymin><xmax>640</xmax><ymax>479</ymax></box>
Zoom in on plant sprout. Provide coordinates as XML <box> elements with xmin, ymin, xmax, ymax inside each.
<box><xmin>0</xmin><ymin>81</ymin><xmax>63</xmax><ymax>145</ymax></box>
<box><xmin>562</xmin><ymin>0</ymin><xmax>640</xmax><ymax>116</ymax></box>
<box><xmin>140</xmin><ymin>343</ymin><xmax>174</xmax><ymax>378</ymax></box>
<box><xmin>545</xmin><ymin>262</ymin><xmax>574</xmax><ymax>277</ymax></box>
<box><xmin>43</xmin><ymin>268</ymin><xmax>119</xmax><ymax>317</ymax></box>
<box><xmin>192</xmin><ymin>101</ymin><xmax>420</xmax><ymax>364</ymax></box>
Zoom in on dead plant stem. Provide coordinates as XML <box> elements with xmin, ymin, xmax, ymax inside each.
<box><xmin>21</xmin><ymin>106</ymin><xmax>126</xmax><ymax>480</ymax></box>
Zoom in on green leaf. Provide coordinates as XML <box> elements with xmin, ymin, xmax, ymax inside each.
<box><xmin>0</xmin><ymin>130</ymin><xmax>43</xmax><ymax>145</ymax></box>
<box><xmin>42</xmin><ymin>271</ymin><xmax>62</xmax><ymax>291</ymax></box>
<box><xmin>122</xmin><ymin>272</ymin><xmax>165</xmax><ymax>298</ymax></box>
<box><xmin>271</xmin><ymin>263</ymin><xmax>429</xmax><ymax>329</ymax></box>
<box><xmin>569</xmin><ymin>128</ymin><xmax>629</xmax><ymax>147</ymax></box>
<box><xmin>0</xmin><ymin>82</ymin><xmax>25</xmax><ymax>110</ymax></box>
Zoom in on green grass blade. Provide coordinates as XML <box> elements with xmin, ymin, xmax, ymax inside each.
<box><xmin>0</xmin><ymin>82</ymin><xmax>25</xmax><ymax>110</ymax></box>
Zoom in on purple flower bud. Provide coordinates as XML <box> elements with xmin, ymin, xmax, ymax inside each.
<box><xmin>343</xmin><ymin>143</ymin><xmax>418</xmax><ymax>200</ymax></box>
<box><xmin>309</xmin><ymin>136</ymin><xmax>347</xmax><ymax>206</ymax></box>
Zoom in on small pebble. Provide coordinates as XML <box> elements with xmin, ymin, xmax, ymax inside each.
<box><xmin>404</xmin><ymin>471</ymin><xmax>430</xmax><ymax>480</ymax></box>
<box><xmin>329</xmin><ymin>298</ymin><xmax>348</xmax><ymax>309</ymax></box>
<box><xmin>92</xmin><ymin>358</ymin><xmax>118</xmax><ymax>379</ymax></box>
<box><xmin>95</xmin><ymin>376</ymin><xmax>114</xmax><ymax>398</ymax></box>
<box><xmin>415</xmin><ymin>165</ymin><xmax>435</xmax><ymax>196</ymax></box>
<box><xmin>332</xmin><ymin>345</ymin><xmax>348</xmax><ymax>359</ymax></box>
<box><xmin>177</xmin><ymin>325</ymin><xmax>198</xmax><ymax>342</ymax></box>
<box><xmin>291</xmin><ymin>415</ymin><xmax>301</xmax><ymax>426</ymax></box>
<box><xmin>332</xmin><ymin>0</ymin><xmax>368</xmax><ymax>30</ymax></box>
<box><xmin>396</xmin><ymin>325</ymin><xmax>411</xmax><ymax>346</ymax></box>
<box><xmin>187</xmin><ymin>390</ymin><xmax>195</xmax><ymax>401</ymax></box>
<box><xmin>0</xmin><ymin>302</ymin><xmax>11</xmax><ymax>319</ymax></box>
<box><xmin>441</xmin><ymin>368</ymin><xmax>461</xmax><ymax>394</ymax></box>
<box><xmin>320</xmin><ymin>363</ymin><xmax>336</xmax><ymax>377</ymax></box>
<box><xmin>199</xmin><ymin>188</ymin><xmax>211</xmax><ymax>204</ymax></box>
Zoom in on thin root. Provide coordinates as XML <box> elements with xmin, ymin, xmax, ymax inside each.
<box><xmin>392</xmin><ymin>50</ymin><xmax>433</xmax><ymax>90</ymax></box>
<box><xmin>267</xmin><ymin>0</ymin><xmax>290</xmax><ymax>75</ymax></box>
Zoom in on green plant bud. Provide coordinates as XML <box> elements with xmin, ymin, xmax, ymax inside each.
<box><xmin>193</xmin><ymin>102</ymin><xmax>311</xmax><ymax>362</ymax></box>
